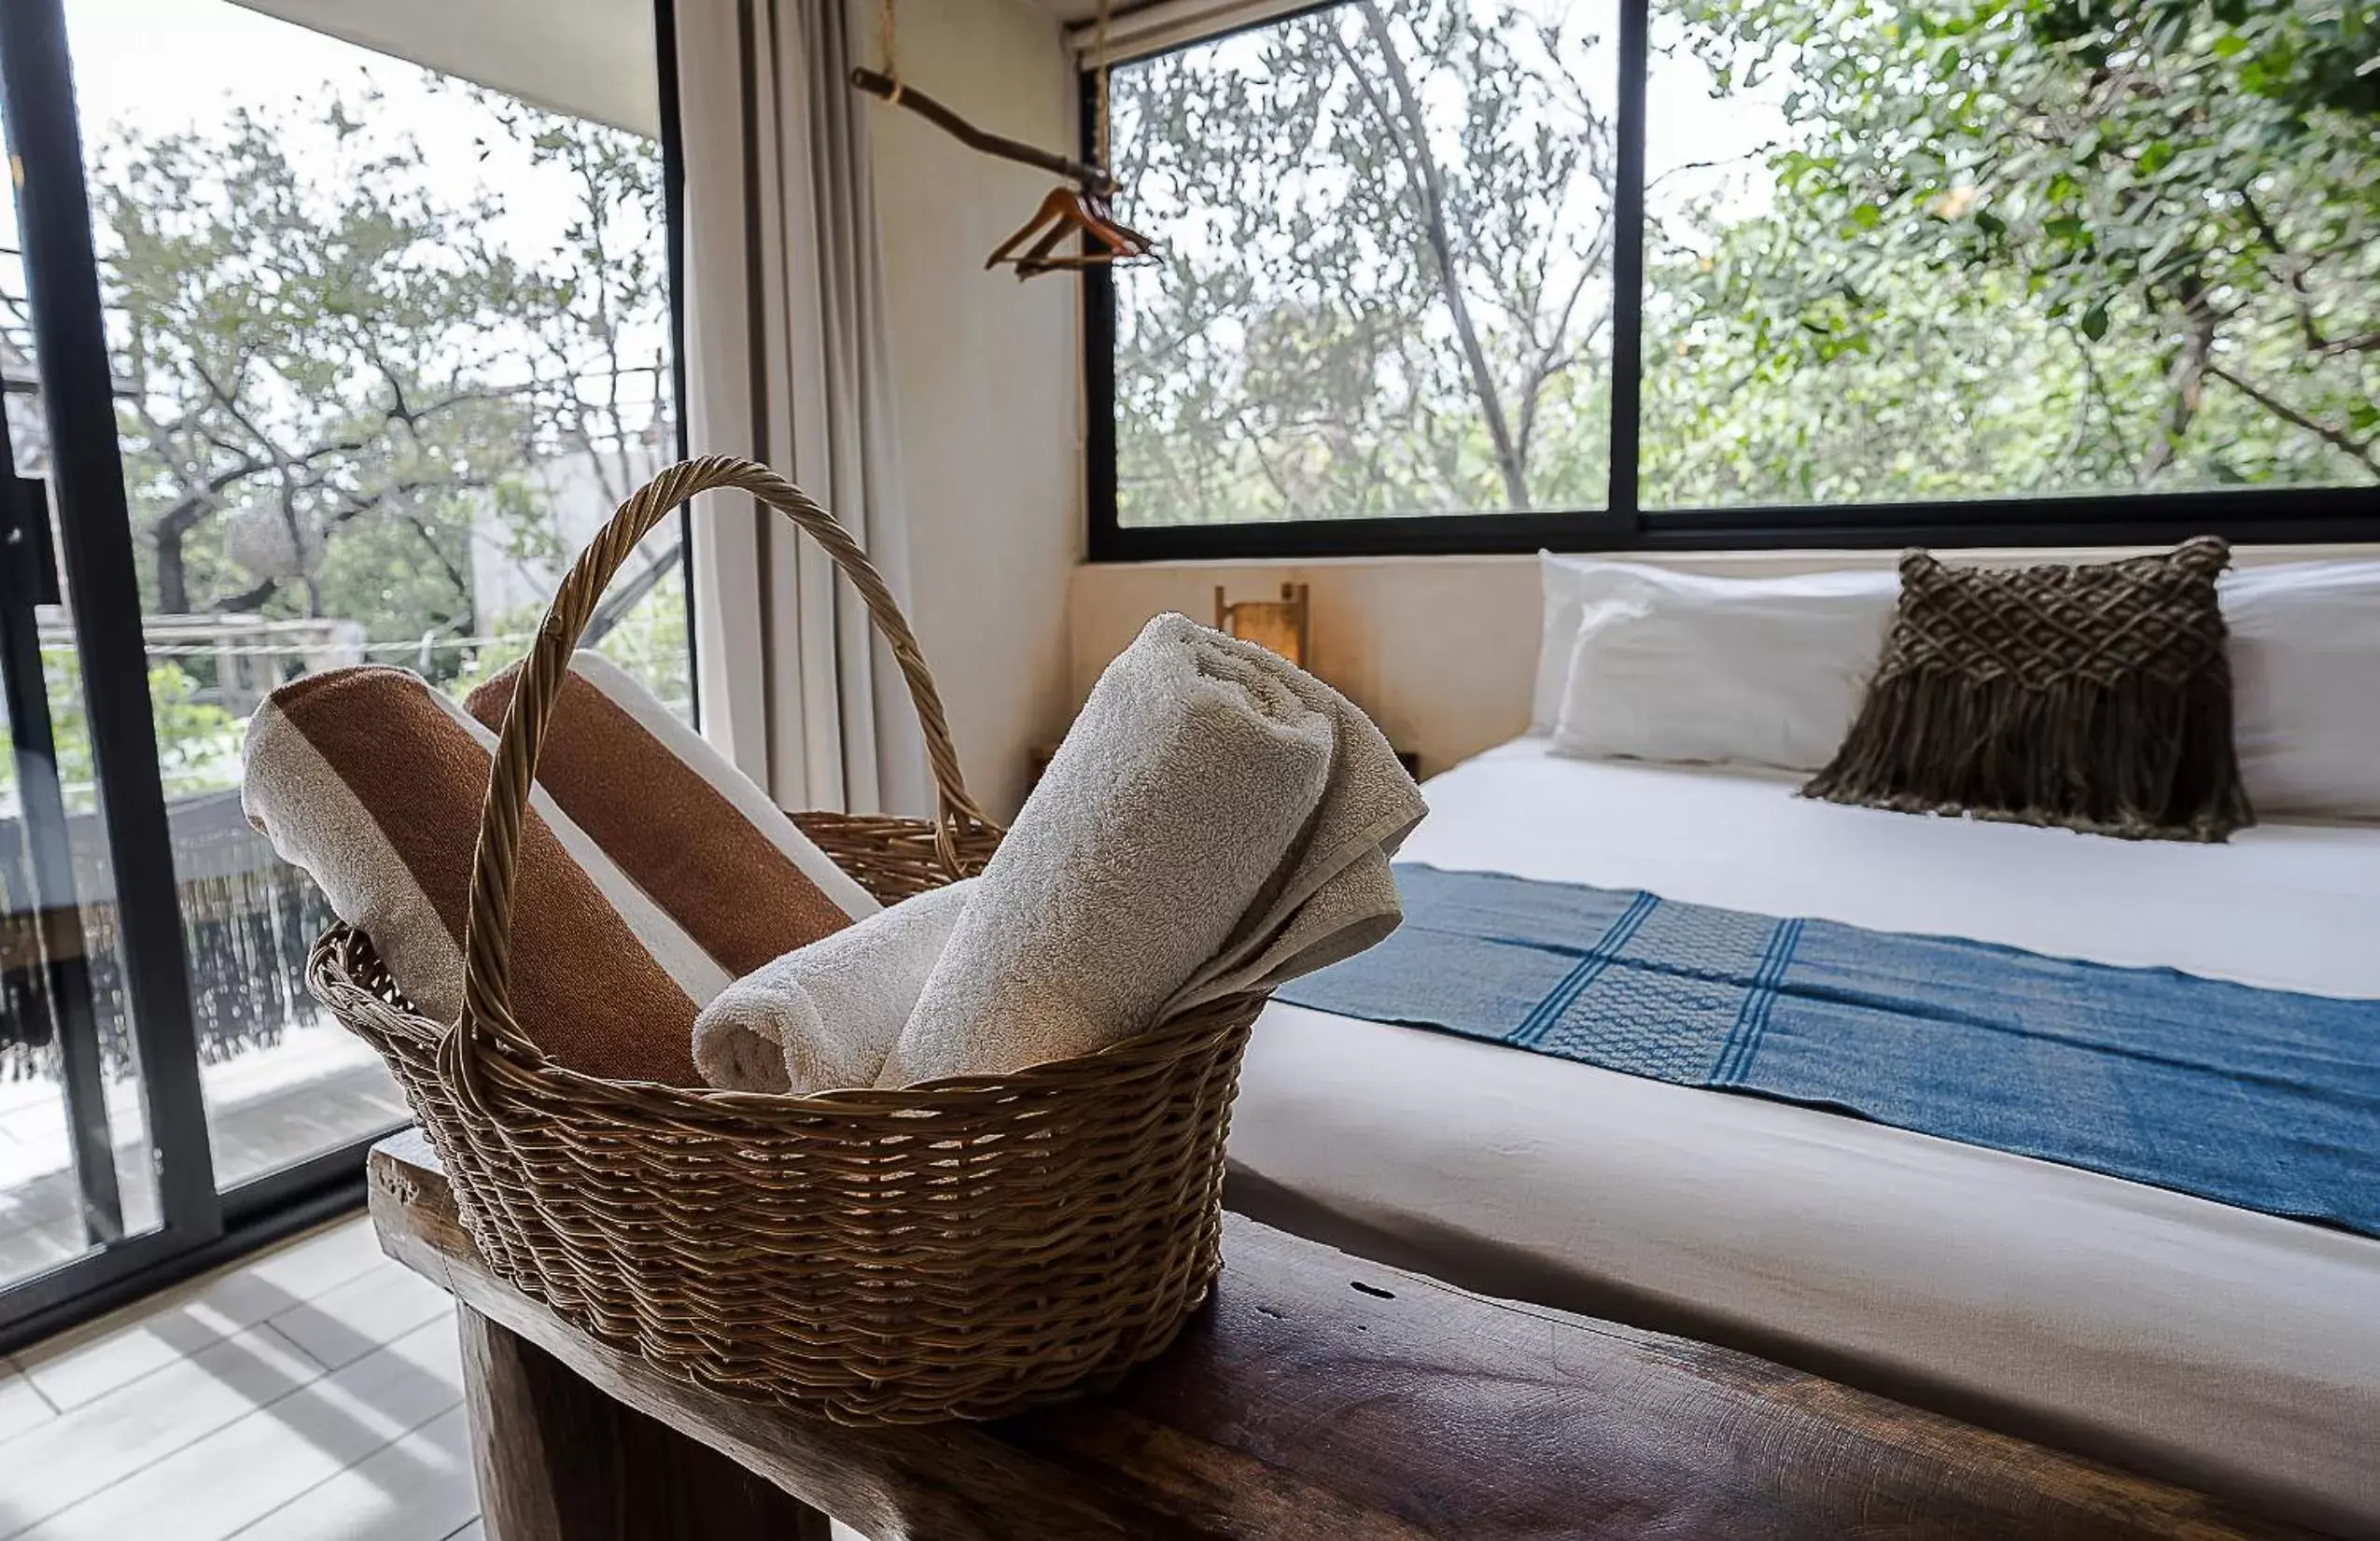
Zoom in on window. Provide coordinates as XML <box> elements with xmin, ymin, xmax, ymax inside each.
<box><xmin>1107</xmin><ymin>3</ymin><xmax>1618</xmax><ymax>527</ymax></box>
<box><xmin>1091</xmin><ymin>0</ymin><xmax>2380</xmax><ymax>558</ymax></box>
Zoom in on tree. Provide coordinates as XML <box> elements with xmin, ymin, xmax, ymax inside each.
<box><xmin>1109</xmin><ymin>0</ymin><xmax>2378</xmax><ymax>524</ymax></box>
<box><xmin>470</xmin><ymin>89</ymin><xmax>676</xmax><ymax>512</ymax></box>
<box><xmin>103</xmin><ymin>102</ymin><xmax>522</xmax><ymax>635</ymax></box>
<box><xmin>0</xmin><ymin>75</ymin><xmax>688</xmax><ymax>815</ymax></box>
<box><xmin>1111</xmin><ymin>0</ymin><xmax>1615</xmax><ymax>523</ymax></box>
<box><xmin>91</xmin><ymin>81</ymin><xmax>672</xmax><ymax>658</ymax></box>
<box><xmin>1667</xmin><ymin>0</ymin><xmax>2380</xmax><ymax>493</ymax></box>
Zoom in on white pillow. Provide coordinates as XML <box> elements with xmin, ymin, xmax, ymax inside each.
<box><xmin>1547</xmin><ymin>560</ymin><xmax>1898</xmax><ymax>773</ymax></box>
<box><xmin>2220</xmin><ymin>560</ymin><xmax>2380</xmax><ymax>820</ymax></box>
<box><xmin>1534</xmin><ymin>552</ymin><xmax>1645</xmax><ymax>733</ymax></box>
<box><xmin>1537</xmin><ymin>553</ymin><xmax>1743</xmax><ymax>732</ymax></box>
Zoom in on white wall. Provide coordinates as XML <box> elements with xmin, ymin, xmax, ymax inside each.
<box><xmin>1071</xmin><ymin>556</ymin><xmax>1537</xmax><ymax>779</ymax></box>
<box><xmin>1070</xmin><ymin>543</ymin><xmax>2380</xmax><ymax>779</ymax></box>
<box><xmin>875</xmin><ymin>0</ymin><xmax>1083</xmax><ymax>820</ymax></box>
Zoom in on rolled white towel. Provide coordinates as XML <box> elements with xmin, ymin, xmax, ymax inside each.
<box><xmin>693</xmin><ymin>877</ymin><xmax>975</xmax><ymax>1093</ymax></box>
<box><xmin>878</xmin><ymin>613</ymin><xmax>1424</xmax><ymax>1086</ymax></box>
<box><xmin>1171</xmin><ymin>673</ymin><xmax>1428</xmax><ymax>1013</ymax></box>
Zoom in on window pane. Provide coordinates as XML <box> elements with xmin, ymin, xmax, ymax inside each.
<box><xmin>1641</xmin><ymin>0</ymin><xmax>2379</xmax><ymax>509</ymax></box>
<box><xmin>63</xmin><ymin>0</ymin><xmax>683</xmax><ymax>1186</ymax></box>
<box><xmin>1111</xmin><ymin>0</ymin><xmax>1617</xmax><ymax>526</ymax></box>
<box><xmin>0</xmin><ymin>196</ymin><xmax>164</xmax><ymax>1288</ymax></box>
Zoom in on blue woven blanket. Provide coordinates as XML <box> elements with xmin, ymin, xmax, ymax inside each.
<box><xmin>1276</xmin><ymin>864</ymin><xmax>2380</xmax><ymax>1238</ymax></box>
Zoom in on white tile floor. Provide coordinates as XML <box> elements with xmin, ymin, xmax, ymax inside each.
<box><xmin>4</xmin><ymin>1212</ymin><xmax>873</xmax><ymax>1540</ymax></box>
<box><xmin>0</xmin><ymin>1213</ymin><xmax>477</xmax><ymax>1541</ymax></box>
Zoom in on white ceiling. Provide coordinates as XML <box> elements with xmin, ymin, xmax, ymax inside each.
<box><xmin>232</xmin><ymin>0</ymin><xmax>660</xmax><ymax>136</ymax></box>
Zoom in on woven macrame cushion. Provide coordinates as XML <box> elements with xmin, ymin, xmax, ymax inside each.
<box><xmin>1802</xmin><ymin>537</ymin><xmax>2253</xmax><ymax>842</ymax></box>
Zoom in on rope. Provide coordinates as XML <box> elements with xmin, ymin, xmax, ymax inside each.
<box><xmin>1092</xmin><ymin>0</ymin><xmax>1113</xmax><ymax>173</ymax></box>
<box><xmin>877</xmin><ymin>0</ymin><xmax>903</xmax><ymax>106</ymax></box>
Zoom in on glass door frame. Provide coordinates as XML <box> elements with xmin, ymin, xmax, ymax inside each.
<box><xmin>0</xmin><ymin>0</ymin><xmax>226</xmax><ymax>1349</ymax></box>
<box><xmin>0</xmin><ymin>0</ymin><xmax>693</xmax><ymax>1353</ymax></box>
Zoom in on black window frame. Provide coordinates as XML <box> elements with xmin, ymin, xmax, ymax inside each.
<box><xmin>1081</xmin><ymin>0</ymin><xmax>2380</xmax><ymax>564</ymax></box>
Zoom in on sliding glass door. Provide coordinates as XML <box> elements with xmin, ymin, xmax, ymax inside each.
<box><xmin>0</xmin><ymin>214</ymin><xmax>163</xmax><ymax>1295</ymax></box>
<box><xmin>0</xmin><ymin>0</ymin><xmax>683</xmax><ymax>1346</ymax></box>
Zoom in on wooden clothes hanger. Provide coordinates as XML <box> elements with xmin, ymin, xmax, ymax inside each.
<box><xmin>983</xmin><ymin>186</ymin><xmax>1157</xmax><ymax>279</ymax></box>
<box><xmin>854</xmin><ymin>0</ymin><xmax>1157</xmax><ymax>280</ymax></box>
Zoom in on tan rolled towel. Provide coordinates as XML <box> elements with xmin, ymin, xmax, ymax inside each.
<box><xmin>693</xmin><ymin>878</ymin><xmax>975</xmax><ymax>1094</ymax></box>
<box><xmin>241</xmin><ymin>666</ymin><xmax>722</xmax><ymax>1085</ymax></box>
<box><xmin>877</xmin><ymin>613</ymin><xmax>1425</xmax><ymax>1086</ymax></box>
<box><xmin>467</xmin><ymin>650</ymin><xmax>875</xmax><ymax>976</ymax></box>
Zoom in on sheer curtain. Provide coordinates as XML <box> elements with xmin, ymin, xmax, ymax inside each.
<box><xmin>675</xmin><ymin>0</ymin><xmax>929</xmax><ymax>817</ymax></box>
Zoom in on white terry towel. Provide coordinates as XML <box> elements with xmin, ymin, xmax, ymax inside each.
<box><xmin>878</xmin><ymin>613</ymin><xmax>1425</xmax><ymax>1086</ymax></box>
<box><xmin>692</xmin><ymin>878</ymin><xmax>975</xmax><ymax>1094</ymax></box>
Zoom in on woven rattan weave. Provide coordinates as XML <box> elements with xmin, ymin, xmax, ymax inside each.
<box><xmin>1803</xmin><ymin>537</ymin><xmax>2250</xmax><ymax>842</ymax></box>
<box><xmin>311</xmin><ymin>456</ymin><xmax>1261</xmax><ymax>1423</ymax></box>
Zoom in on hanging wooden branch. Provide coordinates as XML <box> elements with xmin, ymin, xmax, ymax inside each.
<box><xmin>849</xmin><ymin>69</ymin><xmax>1114</xmax><ymax>196</ymax></box>
<box><xmin>852</xmin><ymin>0</ymin><xmax>1155</xmax><ymax>281</ymax></box>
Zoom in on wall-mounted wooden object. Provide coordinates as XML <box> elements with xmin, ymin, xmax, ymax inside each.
<box><xmin>1215</xmin><ymin>581</ymin><xmax>1309</xmax><ymax>668</ymax></box>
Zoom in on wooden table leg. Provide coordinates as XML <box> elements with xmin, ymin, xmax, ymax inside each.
<box><xmin>458</xmin><ymin>1306</ymin><xmax>836</xmax><ymax>1541</ymax></box>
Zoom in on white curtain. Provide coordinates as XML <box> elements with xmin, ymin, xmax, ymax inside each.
<box><xmin>675</xmin><ymin>0</ymin><xmax>928</xmax><ymax>817</ymax></box>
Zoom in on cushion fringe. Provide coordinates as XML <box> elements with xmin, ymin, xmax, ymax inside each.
<box><xmin>1804</xmin><ymin>665</ymin><xmax>2251</xmax><ymax>842</ymax></box>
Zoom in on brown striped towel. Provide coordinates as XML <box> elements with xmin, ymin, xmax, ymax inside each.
<box><xmin>241</xmin><ymin>666</ymin><xmax>722</xmax><ymax>1086</ymax></box>
<box><xmin>466</xmin><ymin>651</ymin><xmax>875</xmax><ymax>976</ymax></box>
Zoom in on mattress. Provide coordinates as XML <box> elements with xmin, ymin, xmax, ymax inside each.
<box><xmin>1226</xmin><ymin>738</ymin><xmax>2380</xmax><ymax>1537</ymax></box>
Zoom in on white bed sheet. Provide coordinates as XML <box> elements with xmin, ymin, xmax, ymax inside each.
<box><xmin>1228</xmin><ymin>739</ymin><xmax>2380</xmax><ymax>1535</ymax></box>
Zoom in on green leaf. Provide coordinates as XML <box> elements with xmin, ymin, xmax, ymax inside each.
<box><xmin>2079</xmin><ymin>300</ymin><xmax>2109</xmax><ymax>342</ymax></box>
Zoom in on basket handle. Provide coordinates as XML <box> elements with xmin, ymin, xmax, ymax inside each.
<box><xmin>455</xmin><ymin>455</ymin><xmax>995</xmax><ymax>1062</ymax></box>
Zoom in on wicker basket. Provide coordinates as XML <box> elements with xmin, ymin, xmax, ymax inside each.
<box><xmin>311</xmin><ymin>455</ymin><xmax>1261</xmax><ymax>1424</ymax></box>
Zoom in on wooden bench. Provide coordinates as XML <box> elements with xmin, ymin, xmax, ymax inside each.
<box><xmin>368</xmin><ymin>1131</ymin><xmax>2308</xmax><ymax>1540</ymax></box>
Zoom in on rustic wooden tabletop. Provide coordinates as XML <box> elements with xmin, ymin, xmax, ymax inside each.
<box><xmin>370</xmin><ymin>1129</ymin><xmax>2310</xmax><ymax>1541</ymax></box>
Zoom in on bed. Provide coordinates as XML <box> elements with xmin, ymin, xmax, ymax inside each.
<box><xmin>1226</xmin><ymin>737</ymin><xmax>2380</xmax><ymax>1537</ymax></box>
